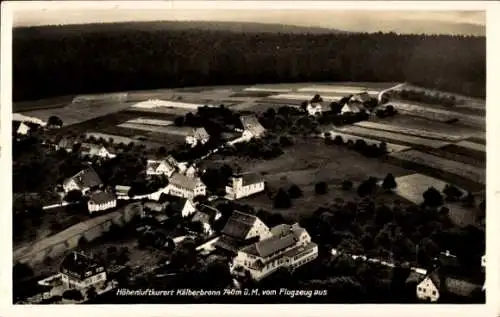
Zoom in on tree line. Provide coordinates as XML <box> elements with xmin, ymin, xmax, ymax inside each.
<box><xmin>13</xmin><ymin>26</ymin><xmax>485</xmax><ymax>101</ymax></box>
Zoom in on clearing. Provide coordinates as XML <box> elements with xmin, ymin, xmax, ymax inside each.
<box><xmin>393</xmin><ymin>173</ymin><xmax>479</xmax><ymax>227</ymax></box>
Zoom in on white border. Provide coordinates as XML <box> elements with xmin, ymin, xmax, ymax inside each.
<box><xmin>1</xmin><ymin>2</ymin><xmax>498</xmax><ymax>317</ymax></box>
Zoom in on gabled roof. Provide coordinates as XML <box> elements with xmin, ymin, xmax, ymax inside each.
<box><xmin>165</xmin><ymin>155</ymin><xmax>179</xmax><ymax>167</ymax></box>
<box><xmin>169</xmin><ymin>173</ymin><xmax>204</xmax><ymax>191</ymax></box>
<box><xmin>60</xmin><ymin>251</ymin><xmax>104</xmax><ymax>280</ymax></box>
<box><xmin>88</xmin><ymin>191</ymin><xmax>116</xmax><ymax>204</ymax></box>
<box><xmin>58</xmin><ymin>137</ymin><xmax>75</xmax><ymax>149</ymax></box>
<box><xmin>147</xmin><ymin>159</ymin><xmax>175</xmax><ymax>172</ymax></box>
<box><xmin>192</xmin><ymin>127</ymin><xmax>210</xmax><ymax>140</ymax></box>
<box><xmin>192</xmin><ymin>210</ymin><xmax>212</xmax><ymax>224</ymax></box>
<box><xmin>64</xmin><ymin>167</ymin><xmax>102</xmax><ymax>189</ymax></box>
<box><xmin>240</xmin><ymin>115</ymin><xmax>266</xmax><ymax>137</ymax></box>
<box><xmin>221</xmin><ymin>210</ymin><xmax>261</xmax><ymax>239</ymax></box>
<box><xmin>242</xmin><ymin>233</ymin><xmax>297</xmax><ymax>258</ymax></box>
<box><xmin>231</xmin><ymin>173</ymin><xmax>265</xmax><ymax>186</ymax></box>
<box><xmin>197</xmin><ymin>204</ymin><xmax>221</xmax><ymax>219</ymax></box>
<box><xmin>167</xmin><ymin>197</ymin><xmax>190</xmax><ymax>214</ymax></box>
<box><xmin>350</xmin><ymin>92</ymin><xmax>371</xmax><ymax>103</ymax></box>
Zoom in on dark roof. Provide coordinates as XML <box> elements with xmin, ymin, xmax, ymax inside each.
<box><xmin>242</xmin><ymin>234</ymin><xmax>296</xmax><ymax>258</ymax></box>
<box><xmin>221</xmin><ymin>210</ymin><xmax>259</xmax><ymax>239</ymax></box>
<box><xmin>60</xmin><ymin>251</ymin><xmax>104</xmax><ymax>281</ymax></box>
<box><xmin>169</xmin><ymin>173</ymin><xmax>204</xmax><ymax>191</ymax></box>
<box><xmin>214</xmin><ymin>234</ymin><xmax>255</xmax><ymax>253</ymax></box>
<box><xmin>147</xmin><ymin>159</ymin><xmax>175</xmax><ymax>172</ymax></box>
<box><xmin>233</xmin><ymin>173</ymin><xmax>265</xmax><ymax>186</ymax></box>
<box><xmin>445</xmin><ymin>277</ymin><xmax>481</xmax><ymax>297</ymax></box>
<box><xmin>192</xmin><ymin>211</ymin><xmax>211</xmax><ymax>224</ymax></box>
<box><xmin>165</xmin><ymin>155</ymin><xmax>179</xmax><ymax>167</ymax></box>
<box><xmin>64</xmin><ymin>167</ymin><xmax>103</xmax><ymax>189</ymax></box>
<box><xmin>88</xmin><ymin>191</ymin><xmax>116</xmax><ymax>204</ymax></box>
<box><xmin>197</xmin><ymin>204</ymin><xmax>220</xmax><ymax>219</ymax></box>
<box><xmin>426</xmin><ymin>269</ymin><xmax>442</xmax><ymax>290</ymax></box>
<box><xmin>167</xmin><ymin>197</ymin><xmax>189</xmax><ymax>214</ymax></box>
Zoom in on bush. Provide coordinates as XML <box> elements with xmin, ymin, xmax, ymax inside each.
<box><xmin>315</xmin><ymin>182</ymin><xmax>328</xmax><ymax>195</ymax></box>
<box><xmin>382</xmin><ymin>173</ymin><xmax>397</xmax><ymax>191</ymax></box>
<box><xmin>64</xmin><ymin>189</ymin><xmax>83</xmax><ymax>203</ymax></box>
<box><xmin>274</xmin><ymin>189</ymin><xmax>292</xmax><ymax>209</ymax></box>
<box><xmin>288</xmin><ymin>184</ymin><xmax>303</xmax><ymax>199</ymax></box>
<box><xmin>442</xmin><ymin>184</ymin><xmax>463</xmax><ymax>202</ymax></box>
<box><xmin>63</xmin><ymin>289</ymin><xmax>84</xmax><ymax>301</ymax></box>
<box><xmin>333</xmin><ymin>135</ymin><xmax>344</xmax><ymax>145</ymax></box>
<box><xmin>341</xmin><ymin>180</ymin><xmax>353</xmax><ymax>191</ymax></box>
<box><xmin>423</xmin><ymin>187</ymin><xmax>444</xmax><ymax>207</ymax></box>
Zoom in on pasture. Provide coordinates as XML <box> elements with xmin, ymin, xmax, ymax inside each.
<box><xmin>332</xmin><ymin>126</ymin><xmax>451</xmax><ymax>149</ymax></box>
<box><xmin>268</xmin><ymin>93</ymin><xmax>342</xmax><ymax>102</ymax></box>
<box><xmin>297</xmin><ymin>86</ymin><xmax>379</xmax><ymax>95</ymax></box>
<box><xmin>353</xmin><ymin>121</ymin><xmax>472</xmax><ymax>142</ymax></box>
<box><xmin>393</xmin><ymin>173</ymin><xmax>478</xmax><ymax>227</ymax></box>
<box><xmin>125</xmin><ymin>118</ymin><xmax>175</xmax><ymax>126</ymax></box>
<box><xmin>371</xmin><ymin>115</ymin><xmax>479</xmax><ymax>135</ymax></box>
<box><xmin>117</xmin><ymin>122</ymin><xmax>192</xmax><ymax>137</ymax></box>
<box><xmin>389</xmin><ymin>149</ymin><xmax>485</xmax><ymax>188</ymax></box>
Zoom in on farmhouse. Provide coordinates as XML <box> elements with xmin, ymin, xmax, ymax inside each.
<box><xmin>190</xmin><ymin>207</ymin><xmax>220</xmax><ymax>236</ymax></box>
<box><xmin>167</xmin><ymin>173</ymin><xmax>207</xmax><ymax>200</ymax></box>
<box><xmin>15</xmin><ymin>121</ymin><xmax>31</xmax><ymax>135</ymax></box>
<box><xmin>225</xmin><ymin>173</ymin><xmax>266</xmax><ymax>200</ymax></box>
<box><xmin>63</xmin><ymin>167</ymin><xmax>103</xmax><ymax>194</ymax></box>
<box><xmin>415</xmin><ymin>268</ymin><xmax>481</xmax><ymax>302</ymax></box>
<box><xmin>306</xmin><ymin>102</ymin><xmax>323</xmax><ymax>116</ymax></box>
<box><xmin>215</xmin><ymin>210</ymin><xmax>272</xmax><ymax>253</ymax></box>
<box><xmin>60</xmin><ymin>251</ymin><xmax>107</xmax><ymax>291</ymax></box>
<box><xmin>57</xmin><ymin>137</ymin><xmax>76</xmax><ymax>152</ymax></box>
<box><xmin>79</xmin><ymin>143</ymin><xmax>115</xmax><ymax>159</ymax></box>
<box><xmin>185</xmin><ymin>127</ymin><xmax>210</xmax><ymax>148</ymax></box>
<box><xmin>240</xmin><ymin>115</ymin><xmax>267</xmax><ymax>141</ymax></box>
<box><xmin>349</xmin><ymin>92</ymin><xmax>371</xmax><ymax>104</ymax></box>
<box><xmin>165</xmin><ymin>196</ymin><xmax>197</xmax><ymax>218</ymax></box>
<box><xmin>87</xmin><ymin>191</ymin><xmax>117</xmax><ymax>214</ymax></box>
<box><xmin>230</xmin><ymin>223</ymin><xmax>318</xmax><ymax>281</ymax></box>
<box><xmin>341</xmin><ymin>102</ymin><xmax>365</xmax><ymax>114</ymax></box>
<box><xmin>146</xmin><ymin>159</ymin><xmax>176</xmax><ymax>177</ymax></box>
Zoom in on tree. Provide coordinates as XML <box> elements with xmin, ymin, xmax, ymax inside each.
<box><xmin>64</xmin><ymin>189</ymin><xmax>83</xmax><ymax>203</ymax></box>
<box><xmin>423</xmin><ymin>187</ymin><xmax>444</xmax><ymax>207</ymax></box>
<box><xmin>13</xmin><ymin>262</ymin><xmax>34</xmax><ymax>281</ymax></box>
<box><xmin>300</xmin><ymin>101</ymin><xmax>308</xmax><ymax>112</ymax></box>
<box><xmin>274</xmin><ymin>188</ymin><xmax>292</xmax><ymax>209</ymax></box>
<box><xmin>382</xmin><ymin>173</ymin><xmax>397</xmax><ymax>191</ymax></box>
<box><xmin>63</xmin><ymin>289</ymin><xmax>84</xmax><ymax>301</ymax></box>
<box><xmin>378</xmin><ymin>141</ymin><xmax>388</xmax><ymax>154</ymax></box>
<box><xmin>86</xmin><ymin>286</ymin><xmax>97</xmax><ymax>300</ymax></box>
<box><xmin>48</xmin><ymin>115</ymin><xmax>63</xmax><ymax>127</ymax></box>
<box><xmin>311</xmin><ymin>94</ymin><xmax>323</xmax><ymax>103</ymax></box>
<box><xmin>333</xmin><ymin>135</ymin><xmax>344</xmax><ymax>145</ymax></box>
<box><xmin>315</xmin><ymin>182</ymin><xmax>328</xmax><ymax>195</ymax></box>
<box><xmin>288</xmin><ymin>184</ymin><xmax>303</xmax><ymax>199</ymax></box>
<box><xmin>443</xmin><ymin>184</ymin><xmax>463</xmax><ymax>202</ymax></box>
<box><xmin>341</xmin><ymin>180</ymin><xmax>353</xmax><ymax>191</ymax></box>
<box><xmin>462</xmin><ymin>191</ymin><xmax>476</xmax><ymax>207</ymax></box>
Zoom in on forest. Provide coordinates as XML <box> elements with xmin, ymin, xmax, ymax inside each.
<box><xmin>13</xmin><ymin>24</ymin><xmax>485</xmax><ymax>101</ymax></box>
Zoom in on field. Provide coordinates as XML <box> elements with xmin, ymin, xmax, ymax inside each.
<box><xmin>124</xmin><ymin>118</ymin><xmax>175</xmax><ymax>126</ymax></box>
<box><xmin>320</xmin><ymin>131</ymin><xmax>411</xmax><ymax>153</ymax></box>
<box><xmin>117</xmin><ymin>122</ymin><xmax>192</xmax><ymax>137</ymax></box>
<box><xmin>353</xmin><ymin>121</ymin><xmax>472</xmax><ymax>142</ymax></box>
<box><xmin>229</xmin><ymin>91</ymin><xmax>276</xmax><ymax>98</ymax></box>
<box><xmin>389</xmin><ymin>149</ymin><xmax>485</xmax><ymax>188</ymax></box>
<box><xmin>13</xmin><ymin>95</ymin><xmax>75</xmax><ymax>113</ymax></box>
<box><xmin>454</xmin><ymin>140</ymin><xmax>486</xmax><ymax>153</ymax></box>
<box><xmin>332</xmin><ymin>126</ymin><xmax>451</xmax><ymax>148</ymax></box>
<box><xmin>393</xmin><ymin>173</ymin><xmax>478</xmax><ymax>227</ymax></box>
<box><xmin>131</xmin><ymin>99</ymin><xmax>208</xmax><ymax>110</ymax></box>
<box><xmin>297</xmin><ymin>86</ymin><xmax>379</xmax><ymax>95</ymax></box>
<box><xmin>388</xmin><ymin>101</ymin><xmax>485</xmax><ymax>128</ymax></box>
<box><xmin>204</xmin><ymin>138</ymin><xmax>413</xmax><ymax>220</ymax></box>
<box><xmin>371</xmin><ymin>115</ymin><xmax>481</xmax><ymax>135</ymax></box>
<box><xmin>268</xmin><ymin>93</ymin><xmax>342</xmax><ymax>102</ymax></box>
<box><xmin>20</xmin><ymin>101</ymin><xmax>136</xmax><ymax>126</ymax></box>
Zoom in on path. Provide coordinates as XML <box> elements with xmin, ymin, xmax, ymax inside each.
<box><xmin>377</xmin><ymin>83</ymin><xmax>406</xmax><ymax>104</ymax></box>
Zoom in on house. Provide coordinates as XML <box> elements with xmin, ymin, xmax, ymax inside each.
<box><xmin>146</xmin><ymin>159</ymin><xmax>176</xmax><ymax>177</ymax></box>
<box><xmin>349</xmin><ymin>92</ymin><xmax>372</xmax><ymax>104</ymax></box>
<box><xmin>185</xmin><ymin>127</ymin><xmax>210</xmax><ymax>148</ymax></box>
<box><xmin>184</xmin><ymin>164</ymin><xmax>199</xmax><ymax>178</ymax></box>
<box><xmin>240</xmin><ymin>115</ymin><xmax>267</xmax><ymax>141</ymax></box>
<box><xmin>115</xmin><ymin>185</ymin><xmax>131</xmax><ymax>197</ymax></box>
<box><xmin>197</xmin><ymin>204</ymin><xmax>222</xmax><ymax>221</ymax></box>
<box><xmin>416</xmin><ymin>268</ymin><xmax>482</xmax><ymax>302</ymax></box>
<box><xmin>80</xmin><ymin>143</ymin><xmax>115</xmax><ymax>159</ymax></box>
<box><xmin>144</xmin><ymin>201</ymin><xmax>169</xmax><ymax>213</ymax></box>
<box><xmin>191</xmin><ymin>204</ymin><xmax>223</xmax><ymax>235</ymax></box>
<box><xmin>341</xmin><ymin>102</ymin><xmax>365</xmax><ymax>114</ymax></box>
<box><xmin>165</xmin><ymin>196</ymin><xmax>197</xmax><ymax>218</ymax></box>
<box><xmin>230</xmin><ymin>223</ymin><xmax>318</xmax><ymax>281</ymax></box>
<box><xmin>166</xmin><ymin>173</ymin><xmax>206</xmax><ymax>200</ymax></box>
<box><xmin>166</xmin><ymin>155</ymin><xmax>180</xmax><ymax>169</ymax></box>
<box><xmin>87</xmin><ymin>191</ymin><xmax>117</xmax><ymax>214</ymax></box>
<box><xmin>60</xmin><ymin>251</ymin><xmax>107</xmax><ymax>290</ymax></box>
<box><xmin>62</xmin><ymin>167</ymin><xmax>103</xmax><ymax>194</ymax></box>
<box><xmin>225</xmin><ymin>173</ymin><xmax>265</xmax><ymax>200</ymax></box>
<box><xmin>57</xmin><ymin>137</ymin><xmax>76</xmax><ymax>152</ymax></box>
<box><xmin>306</xmin><ymin>102</ymin><xmax>323</xmax><ymax>116</ymax></box>
<box><xmin>16</xmin><ymin>122</ymin><xmax>31</xmax><ymax>135</ymax></box>
<box><xmin>215</xmin><ymin>210</ymin><xmax>272</xmax><ymax>253</ymax></box>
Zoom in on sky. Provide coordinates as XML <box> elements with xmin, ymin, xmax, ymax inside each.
<box><xmin>11</xmin><ymin>3</ymin><xmax>486</xmax><ymax>36</ymax></box>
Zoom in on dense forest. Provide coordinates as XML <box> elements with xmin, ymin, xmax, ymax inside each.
<box><xmin>13</xmin><ymin>23</ymin><xmax>485</xmax><ymax>101</ymax></box>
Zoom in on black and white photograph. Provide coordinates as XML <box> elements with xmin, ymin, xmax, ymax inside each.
<box><xmin>2</xmin><ymin>0</ymin><xmax>497</xmax><ymax>312</ymax></box>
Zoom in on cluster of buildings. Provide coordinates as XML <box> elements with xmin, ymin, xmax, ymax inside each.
<box><xmin>57</xmin><ymin>138</ymin><xmax>115</xmax><ymax>159</ymax></box>
<box><xmin>305</xmin><ymin>92</ymin><xmax>371</xmax><ymax>117</ymax></box>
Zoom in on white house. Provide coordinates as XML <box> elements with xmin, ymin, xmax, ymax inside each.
<box><xmin>80</xmin><ymin>143</ymin><xmax>115</xmax><ymax>159</ymax></box>
<box><xmin>87</xmin><ymin>191</ymin><xmax>117</xmax><ymax>214</ymax></box>
<box><xmin>166</xmin><ymin>173</ymin><xmax>206</xmax><ymax>200</ymax></box>
<box><xmin>416</xmin><ymin>271</ymin><xmax>441</xmax><ymax>302</ymax></box>
<box><xmin>16</xmin><ymin>122</ymin><xmax>31</xmax><ymax>135</ymax></box>
<box><xmin>63</xmin><ymin>168</ymin><xmax>103</xmax><ymax>194</ymax></box>
<box><xmin>60</xmin><ymin>251</ymin><xmax>107</xmax><ymax>290</ymax></box>
<box><xmin>146</xmin><ymin>159</ymin><xmax>176</xmax><ymax>177</ymax></box>
<box><xmin>240</xmin><ymin>115</ymin><xmax>267</xmax><ymax>141</ymax></box>
<box><xmin>230</xmin><ymin>223</ymin><xmax>318</xmax><ymax>281</ymax></box>
<box><xmin>225</xmin><ymin>173</ymin><xmax>265</xmax><ymax>200</ymax></box>
<box><xmin>215</xmin><ymin>210</ymin><xmax>272</xmax><ymax>253</ymax></box>
<box><xmin>341</xmin><ymin>102</ymin><xmax>364</xmax><ymax>114</ymax></box>
<box><xmin>185</xmin><ymin>127</ymin><xmax>210</xmax><ymax>148</ymax></box>
<box><xmin>306</xmin><ymin>102</ymin><xmax>323</xmax><ymax>116</ymax></box>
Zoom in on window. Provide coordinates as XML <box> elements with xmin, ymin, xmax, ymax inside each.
<box><xmin>432</xmin><ymin>291</ymin><xmax>436</xmax><ymax>296</ymax></box>
<box><xmin>417</xmin><ymin>287</ymin><xmax>422</xmax><ymax>292</ymax></box>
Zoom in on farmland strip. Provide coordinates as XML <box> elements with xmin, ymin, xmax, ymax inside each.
<box><xmin>354</xmin><ymin>121</ymin><xmax>469</xmax><ymax>141</ymax></box>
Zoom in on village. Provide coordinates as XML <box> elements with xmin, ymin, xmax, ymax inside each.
<box><xmin>12</xmin><ymin>82</ymin><xmax>486</xmax><ymax>304</ymax></box>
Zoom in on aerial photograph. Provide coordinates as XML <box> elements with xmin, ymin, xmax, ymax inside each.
<box><xmin>10</xmin><ymin>4</ymin><xmax>486</xmax><ymax>305</ymax></box>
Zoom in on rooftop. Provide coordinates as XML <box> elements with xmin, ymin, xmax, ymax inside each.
<box><xmin>88</xmin><ymin>191</ymin><xmax>116</xmax><ymax>204</ymax></box>
<box><xmin>64</xmin><ymin>167</ymin><xmax>103</xmax><ymax>189</ymax></box>
<box><xmin>169</xmin><ymin>173</ymin><xmax>204</xmax><ymax>191</ymax></box>
<box><xmin>221</xmin><ymin>210</ymin><xmax>262</xmax><ymax>239</ymax></box>
<box><xmin>60</xmin><ymin>251</ymin><xmax>104</xmax><ymax>281</ymax></box>
<box><xmin>240</xmin><ymin>115</ymin><xmax>266</xmax><ymax>136</ymax></box>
